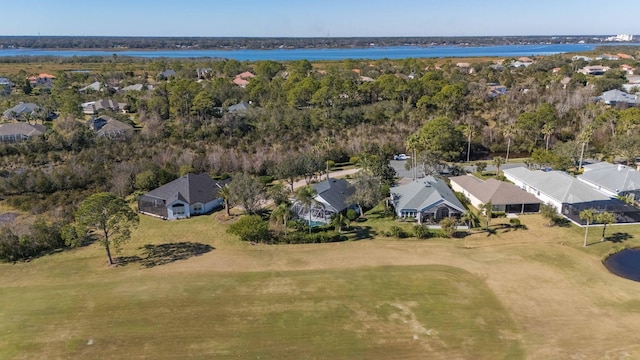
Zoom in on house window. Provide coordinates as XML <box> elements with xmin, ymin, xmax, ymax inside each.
<box><xmin>193</xmin><ymin>203</ymin><xmax>203</xmax><ymax>212</ymax></box>
<box><xmin>172</xmin><ymin>204</ymin><xmax>186</xmax><ymax>215</ymax></box>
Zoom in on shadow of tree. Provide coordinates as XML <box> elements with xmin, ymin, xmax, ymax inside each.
<box><xmin>348</xmin><ymin>226</ymin><xmax>377</xmax><ymax>240</ymax></box>
<box><xmin>605</xmin><ymin>232</ymin><xmax>633</xmax><ymax>243</ymax></box>
<box><xmin>115</xmin><ymin>242</ymin><xmax>213</xmax><ymax>268</ymax></box>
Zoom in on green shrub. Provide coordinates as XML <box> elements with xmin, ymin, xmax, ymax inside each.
<box><xmin>390</xmin><ymin>225</ymin><xmax>407</xmax><ymax>238</ymax></box>
<box><xmin>414</xmin><ymin>225</ymin><xmax>431</xmax><ymax>239</ymax></box>
<box><xmin>349</xmin><ymin>156</ymin><xmax>360</xmax><ymax>165</ymax></box>
<box><xmin>491</xmin><ymin>211</ymin><xmax>506</xmax><ymax>218</ymax></box>
<box><xmin>258</xmin><ymin>175</ymin><xmax>275</xmax><ymax>185</ymax></box>
<box><xmin>346</xmin><ymin>209</ymin><xmax>359</xmax><ymax>221</ymax></box>
<box><xmin>276</xmin><ymin>231</ymin><xmax>346</xmax><ymax>244</ymax></box>
<box><xmin>227</xmin><ymin>215</ymin><xmax>272</xmax><ymax>243</ymax></box>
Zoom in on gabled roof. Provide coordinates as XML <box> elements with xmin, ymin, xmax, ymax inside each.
<box><xmin>578</xmin><ymin>162</ymin><xmax>640</xmax><ymax>194</ymax></box>
<box><xmin>0</xmin><ymin>123</ymin><xmax>46</xmax><ymax>137</ymax></box>
<box><xmin>228</xmin><ymin>101</ymin><xmax>250</xmax><ymax>112</ymax></box>
<box><xmin>79</xmin><ymin>81</ymin><xmax>102</xmax><ymax>92</ymax></box>
<box><xmin>121</xmin><ymin>84</ymin><xmax>147</xmax><ymax>91</ymax></box>
<box><xmin>3</xmin><ymin>102</ymin><xmax>39</xmax><ymax>118</ymax></box>
<box><xmin>450</xmin><ymin>175</ymin><xmax>541</xmax><ymax>205</ymax></box>
<box><xmin>89</xmin><ymin>116</ymin><xmax>134</xmax><ymax>137</ymax></box>
<box><xmin>597</xmin><ymin>89</ymin><xmax>640</xmax><ymax>105</ymax></box>
<box><xmin>391</xmin><ymin>176</ymin><xmax>464</xmax><ymax>212</ymax></box>
<box><xmin>503</xmin><ymin>167</ymin><xmax>610</xmax><ymax>204</ymax></box>
<box><xmin>143</xmin><ymin>173</ymin><xmax>228</xmax><ymax>205</ymax></box>
<box><xmin>233</xmin><ymin>77</ymin><xmax>249</xmax><ymax>87</ymax></box>
<box><xmin>236</xmin><ymin>71</ymin><xmax>255</xmax><ymax>79</ymax></box>
<box><xmin>312</xmin><ymin>178</ymin><xmax>355</xmax><ymax>213</ymax></box>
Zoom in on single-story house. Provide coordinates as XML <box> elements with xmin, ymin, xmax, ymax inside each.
<box><xmin>79</xmin><ymin>81</ymin><xmax>103</xmax><ymax>93</ymax></box>
<box><xmin>120</xmin><ymin>84</ymin><xmax>153</xmax><ymax>92</ymax></box>
<box><xmin>138</xmin><ymin>173</ymin><xmax>229</xmax><ymax>220</ymax></box>
<box><xmin>28</xmin><ymin>73</ymin><xmax>55</xmax><ymax>86</ymax></box>
<box><xmin>228</xmin><ymin>101</ymin><xmax>250</xmax><ymax>112</ymax></box>
<box><xmin>2</xmin><ymin>102</ymin><xmax>40</xmax><ymax>120</ymax></box>
<box><xmin>0</xmin><ymin>77</ymin><xmax>13</xmax><ymax>95</ymax></box>
<box><xmin>597</xmin><ymin>89</ymin><xmax>640</xmax><ymax>106</ymax></box>
<box><xmin>390</xmin><ymin>176</ymin><xmax>465</xmax><ymax>224</ymax></box>
<box><xmin>81</xmin><ymin>99</ymin><xmax>128</xmax><ymax>115</ymax></box>
<box><xmin>158</xmin><ymin>69</ymin><xmax>176</xmax><ymax>79</ymax></box>
<box><xmin>89</xmin><ymin>116</ymin><xmax>134</xmax><ymax>138</ymax></box>
<box><xmin>503</xmin><ymin>167</ymin><xmax>640</xmax><ymax>224</ymax></box>
<box><xmin>450</xmin><ymin>175</ymin><xmax>541</xmax><ymax>213</ymax></box>
<box><xmin>578</xmin><ymin>65</ymin><xmax>610</xmax><ymax>75</ymax></box>
<box><xmin>0</xmin><ymin>123</ymin><xmax>46</xmax><ymax>142</ymax></box>
<box><xmin>292</xmin><ymin>178</ymin><xmax>357</xmax><ymax>224</ymax></box>
<box><xmin>578</xmin><ymin>162</ymin><xmax>640</xmax><ymax>200</ymax></box>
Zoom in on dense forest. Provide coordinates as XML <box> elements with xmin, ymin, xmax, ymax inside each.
<box><xmin>0</xmin><ymin>35</ymin><xmax>627</xmax><ymax>50</ymax></box>
<box><xmin>0</xmin><ymin>47</ymin><xmax>639</xmax><ymax>259</ymax></box>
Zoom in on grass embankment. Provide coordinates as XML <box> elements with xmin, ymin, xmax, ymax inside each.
<box><xmin>2</xmin><ymin>213</ymin><xmax>640</xmax><ymax>359</ymax></box>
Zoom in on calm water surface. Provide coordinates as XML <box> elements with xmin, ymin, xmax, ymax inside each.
<box><xmin>0</xmin><ymin>43</ymin><xmax>633</xmax><ymax>60</ymax></box>
<box><xmin>604</xmin><ymin>248</ymin><xmax>640</xmax><ymax>282</ymax></box>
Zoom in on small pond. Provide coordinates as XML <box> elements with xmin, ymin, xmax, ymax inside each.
<box><xmin>604</xmin><ymin>249</ymin><xmax>640</xmax><ymax>282</ymax></box>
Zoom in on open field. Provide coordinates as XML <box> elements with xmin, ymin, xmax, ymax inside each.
<box><xmin>2</xmin><ymin>212</ymin><xmax>640</xmax><ymax>359</ymax></box>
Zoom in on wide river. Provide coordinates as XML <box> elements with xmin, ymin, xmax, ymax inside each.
<box><xmin>0</xmin><ymin>43</ymin><xmax>636</xmax><ymax>61</ymax></box>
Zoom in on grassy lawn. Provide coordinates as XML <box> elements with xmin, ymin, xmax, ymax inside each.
<box><xmin>0</xmin><ymin>264</ymin><xmax>521</xmax><ymax>359</ymax></box>
<box><xmin>3</xmin><ymin>210</ymin><xmax>640</xmax><ymax>359</ymax></box>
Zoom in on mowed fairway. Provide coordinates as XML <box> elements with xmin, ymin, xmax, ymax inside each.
<box><xmin>1</xmin><ymin>213</ymin><xmax>640</xmax><ymax>359</ymax></box>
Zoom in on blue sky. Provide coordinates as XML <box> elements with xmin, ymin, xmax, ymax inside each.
<box><xmin>0</xmin><ymin>0</ymin><xmax>637</xmax><ymax>37</ymax></box>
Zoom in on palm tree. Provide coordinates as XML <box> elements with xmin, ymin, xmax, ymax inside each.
<box><xmin>217</xmin><ymin>184</ymin><xmax>231</xmax><ymax>217</ymax></box>
<box><xmin>405</xmin><ymin>133</ymin><xmax>422</xmax><ymax>180</ymax></box>
<box><xmin>492</xmin><ymin>156</ymin><xmax>505</xmax><ymax>177</ymax></box>
<box><xmin>463</xmin><ymin>124</ymin><xmax>475</xmax><ymax>163</ymax></box>
<box><xmin>479</xmin><ymin>202</ymin><xmax>493</xmax><ymax>231</ymax></box>
<box><xmin>542</xmin><ymin>123</ymin><xmax>555</xmax><ymax>150</ymax></box>
<box><xmin>577</xmin><ymin>125</ymin><xmax>594</xmax><ymax>171</ymax></box>
<box><xmin>579</xmin><ymin>208</ymin><xmax>596</xmax><ymax>247</ymax></box>
<box><xmin>597</xmin><ymin>212</ymin><xmax>616</xmax><ymax>242</ymax></box>
<box><xmin>271</xmin><ymin>203</ymin><xmax>292</xmax><ymax>235</ymax></box>
<box><xmin>503</xmin><ymin>124</ymin><xmax>516</xmax><ymax>163</ymax></box>
<box><xmin>330</xmin><ymin>213</ymin><xmax>349</xmax><ymax>233</ymax></box>
<box><xmin>460</xmin><ymin>210</ymin><xmax>473</xmax><ymax>230</ymax></box>
<box><xmin>296</xmin><ymin>186</ymin><xmax>317</xmax><ymax>234</ymax></box>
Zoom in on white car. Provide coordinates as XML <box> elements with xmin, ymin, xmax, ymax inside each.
<box><xmin>394</xmin><ymin>154</ymin><xmax>410</xmax><ymax>160</ymax></box>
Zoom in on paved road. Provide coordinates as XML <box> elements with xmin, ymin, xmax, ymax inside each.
<box><xmin>290</xmin><ymin>168</ymin><xmax>361</xmax><ymax>191</ymax></box>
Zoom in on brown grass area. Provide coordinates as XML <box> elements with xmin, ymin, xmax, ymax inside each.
<box><xmin>3</xmin><ymin>211</ymin><xmax>640</xmax><ymax>359</ymax></box>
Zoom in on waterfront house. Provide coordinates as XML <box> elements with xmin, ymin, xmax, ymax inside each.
<box><xmin>503</xmin><ymin>167</ymin><xmax>640</xmax><ymax>224</ymax></box>
<box><xmin>578</xmin><ymin>162</ymin><xmax>640</xmax><ymax>200</ymax></box>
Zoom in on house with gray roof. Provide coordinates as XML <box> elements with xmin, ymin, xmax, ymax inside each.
<box><xmin>88</xmin><ymin>115</ymin><xmax>134</xmax><ymax>139</ymax></box>
<box><xmin>138</xmin><ymin>173</ymin><xmax>229</xmax><ymax>220</ymax></box>
<box><xmin>597</xmin><ymin>89</ymin><xmax>640</xmax><ymax>106</ymax></box>
<box><xmin>120</xmin><ymin>84</ymin><xmax>153</xmax><ymax>92</ymax></box>
<box><xmin>0</xmin><ymin>77</ymin><xmax>13</xmax><ymax>95</ymax></box>
<box><xmin>450</xmin><ymin>175</ymin><xmax>541</xmax><ymax>213</ymax></box>
<box><xmin>291</xmin><ymin>178</ymin><xmax>357</xmax><ymax>224</ymax></box>
<box><xmin>228</xmin><ymin>101</ymin><xmax>250</xmax><ymax>113</ymax></box>
<box><xmin>0</xmin><ymin>123</ymin><xmax>46</xmax><ymax>142</ymax></box>
<box><xmin>3</xmin><ymin>102</ymin><xmax>39</xmax><ymax>120</ymax></box>
<box><xmin>503</xmin><ymin>167</ymin><xmax>640</xmax><ymax>224</ymax></box>
<box><xmin>79</xmin><ymin>81</ymin><xmax>103</xmax><ymax>93</ymax></box>
<box><xmin>81</xmin><ymin>99</ymin><xmax>128</xmax><ymax>115</ymax></box>
<box><xmin>390</xmin><ymin>176</ymin><xmax>465</xmax><ymax>224</ymax></box>
<box><xmin>578</xmin><ymin>162</ymin><xmax>640</xmax><ymax>200</ymax></box>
